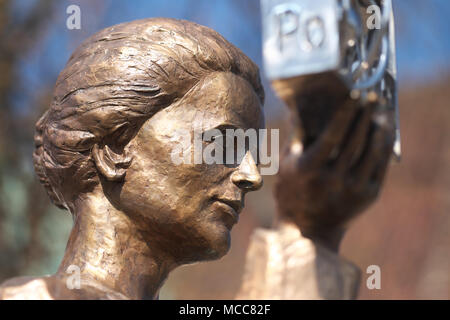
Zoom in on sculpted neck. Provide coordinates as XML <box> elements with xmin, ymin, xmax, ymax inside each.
<box><xmin>57</xmin><ymin>188</ymin><xmax>177</xmax><ymax>299</ymax></box>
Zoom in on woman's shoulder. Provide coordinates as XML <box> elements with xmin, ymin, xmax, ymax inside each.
<box><xmin>0</xmin><ymin>276</ymin><xmax>55</xmax><ymax>300</ymax></box>
<box><xmin>0</xmin><ymin>275</ymin><xmax>130</xmax><ymax>300</ymax></box>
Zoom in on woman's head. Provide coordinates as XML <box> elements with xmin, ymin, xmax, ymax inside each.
<box><xmin>34</xmin><ymin>18</ymin><xmax>265</xmax><ymax>261</ymax></box>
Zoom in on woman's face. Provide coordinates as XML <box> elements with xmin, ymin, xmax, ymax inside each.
<box><xmin>117</xmin><ymin>72</ymin><xmax>264</xmax><ymax>262</ymax></box>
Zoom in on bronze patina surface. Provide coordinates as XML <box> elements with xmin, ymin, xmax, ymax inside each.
<box><xmin>0</xmin><ymin>17</ymin><xmax>394</xmax><ymax>300</ymax></box>
<box><xmin>0</xmin><ymin>18</ymin><xmax>264</xmax><ymax>299</ymax></box>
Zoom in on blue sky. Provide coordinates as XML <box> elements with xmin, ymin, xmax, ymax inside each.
<box><xmin>12</xmin><ymin>0</ymin><xmax>450</xmax><ymax>116</ymax></box>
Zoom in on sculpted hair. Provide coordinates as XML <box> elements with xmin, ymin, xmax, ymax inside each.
<box><xmin>33</xmin><ymin>18</ymin><xmax>264</xmax><ymax>211</ymax></box>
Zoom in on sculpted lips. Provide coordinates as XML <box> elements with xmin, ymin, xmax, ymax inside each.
<box><xmin>211</xmin><ymin>196</ymin><xmax>243</xmax><ymax>227</ymax></box>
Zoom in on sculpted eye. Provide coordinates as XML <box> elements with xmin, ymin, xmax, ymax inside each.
<box><xmin>213</xmin><ymin>132</ymin><xmax>233</xmax><ymax>149</ymax></box>
<box><xmin>211</xmin><ymin>134</ymin><xmax>224</xmax><ymax>145</ymax></box>
<box><xmin>202</xmin><ymin>130</ymin><xmax>224</xmax><ymax>146</ymax></box>
<box><xmin>211</xmin><ymin>133</ymin><xmax>228</xmax><ymax>155</ymax></box>
<box><xmin>201</xmin><ymin>128</ymin><xmax>237</xmax><ymax>166</ymax></box>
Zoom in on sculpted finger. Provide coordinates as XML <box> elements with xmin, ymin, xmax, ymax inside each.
<box><xmin>369</xmin><ymin>115</ymin><xmax>395</xmax><ymax>187</ymax></box>
<box><xmin>336</xmin><ymin>98</ymin><xmax>376</xmax><ymax>172</ymax></box>
<box><xmin>353</xmin><ymin>117</ymin><xmax>394</xmax><ymax>190</ymax></box>
<box><xmin>305</xmin><ymin>94</ymin><xmax>360</xmax><ymax>166</ymax></box>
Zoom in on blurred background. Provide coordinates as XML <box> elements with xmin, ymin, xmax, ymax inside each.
<box><xmin>0</xmin><ymin>0</ymin><xmax>448</xmax><ymax>299</ymax></box>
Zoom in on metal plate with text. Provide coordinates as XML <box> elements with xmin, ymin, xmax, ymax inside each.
<box><xmin>261</xmin><ymin>0</ymin><xmax>340</xmax><ymax>80</ymax></box>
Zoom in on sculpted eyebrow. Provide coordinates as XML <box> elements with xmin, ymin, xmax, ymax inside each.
<box><xmin>213</xmin><ymin>124</ymin><xmax>239</xmax><ymax>133</ymax></box>
<box><xmin>201</xmin><ymin>124</ymin><xmax>238</xmax><ymax>137</ymax></box>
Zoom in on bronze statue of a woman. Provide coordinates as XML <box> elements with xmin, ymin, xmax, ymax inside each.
<box><xmin>0</xmin><ymin>18</ymin><xmax>265</xmax><ymax>299</ymax></box>
<box><xmin>0</xmin><ymin>17</ymin><xmax>394</xmax><ymax>300</ymax></box>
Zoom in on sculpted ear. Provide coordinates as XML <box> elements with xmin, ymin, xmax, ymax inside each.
<box><xmin>92</xmin><ymin>144</ymin><xmax>132</xmax><ymax>181</ymax></box>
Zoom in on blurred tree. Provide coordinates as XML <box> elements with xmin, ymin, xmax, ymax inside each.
<box><xmin>0</xmin><ymin>0</ymin><xmax>57</xmax><ymax>281</ymax></box>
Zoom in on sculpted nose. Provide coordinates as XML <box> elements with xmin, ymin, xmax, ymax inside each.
<box><xmin>231</xmin><ymin>151</ymin><xmax>263</xmax><ymax>191</ymax></box>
